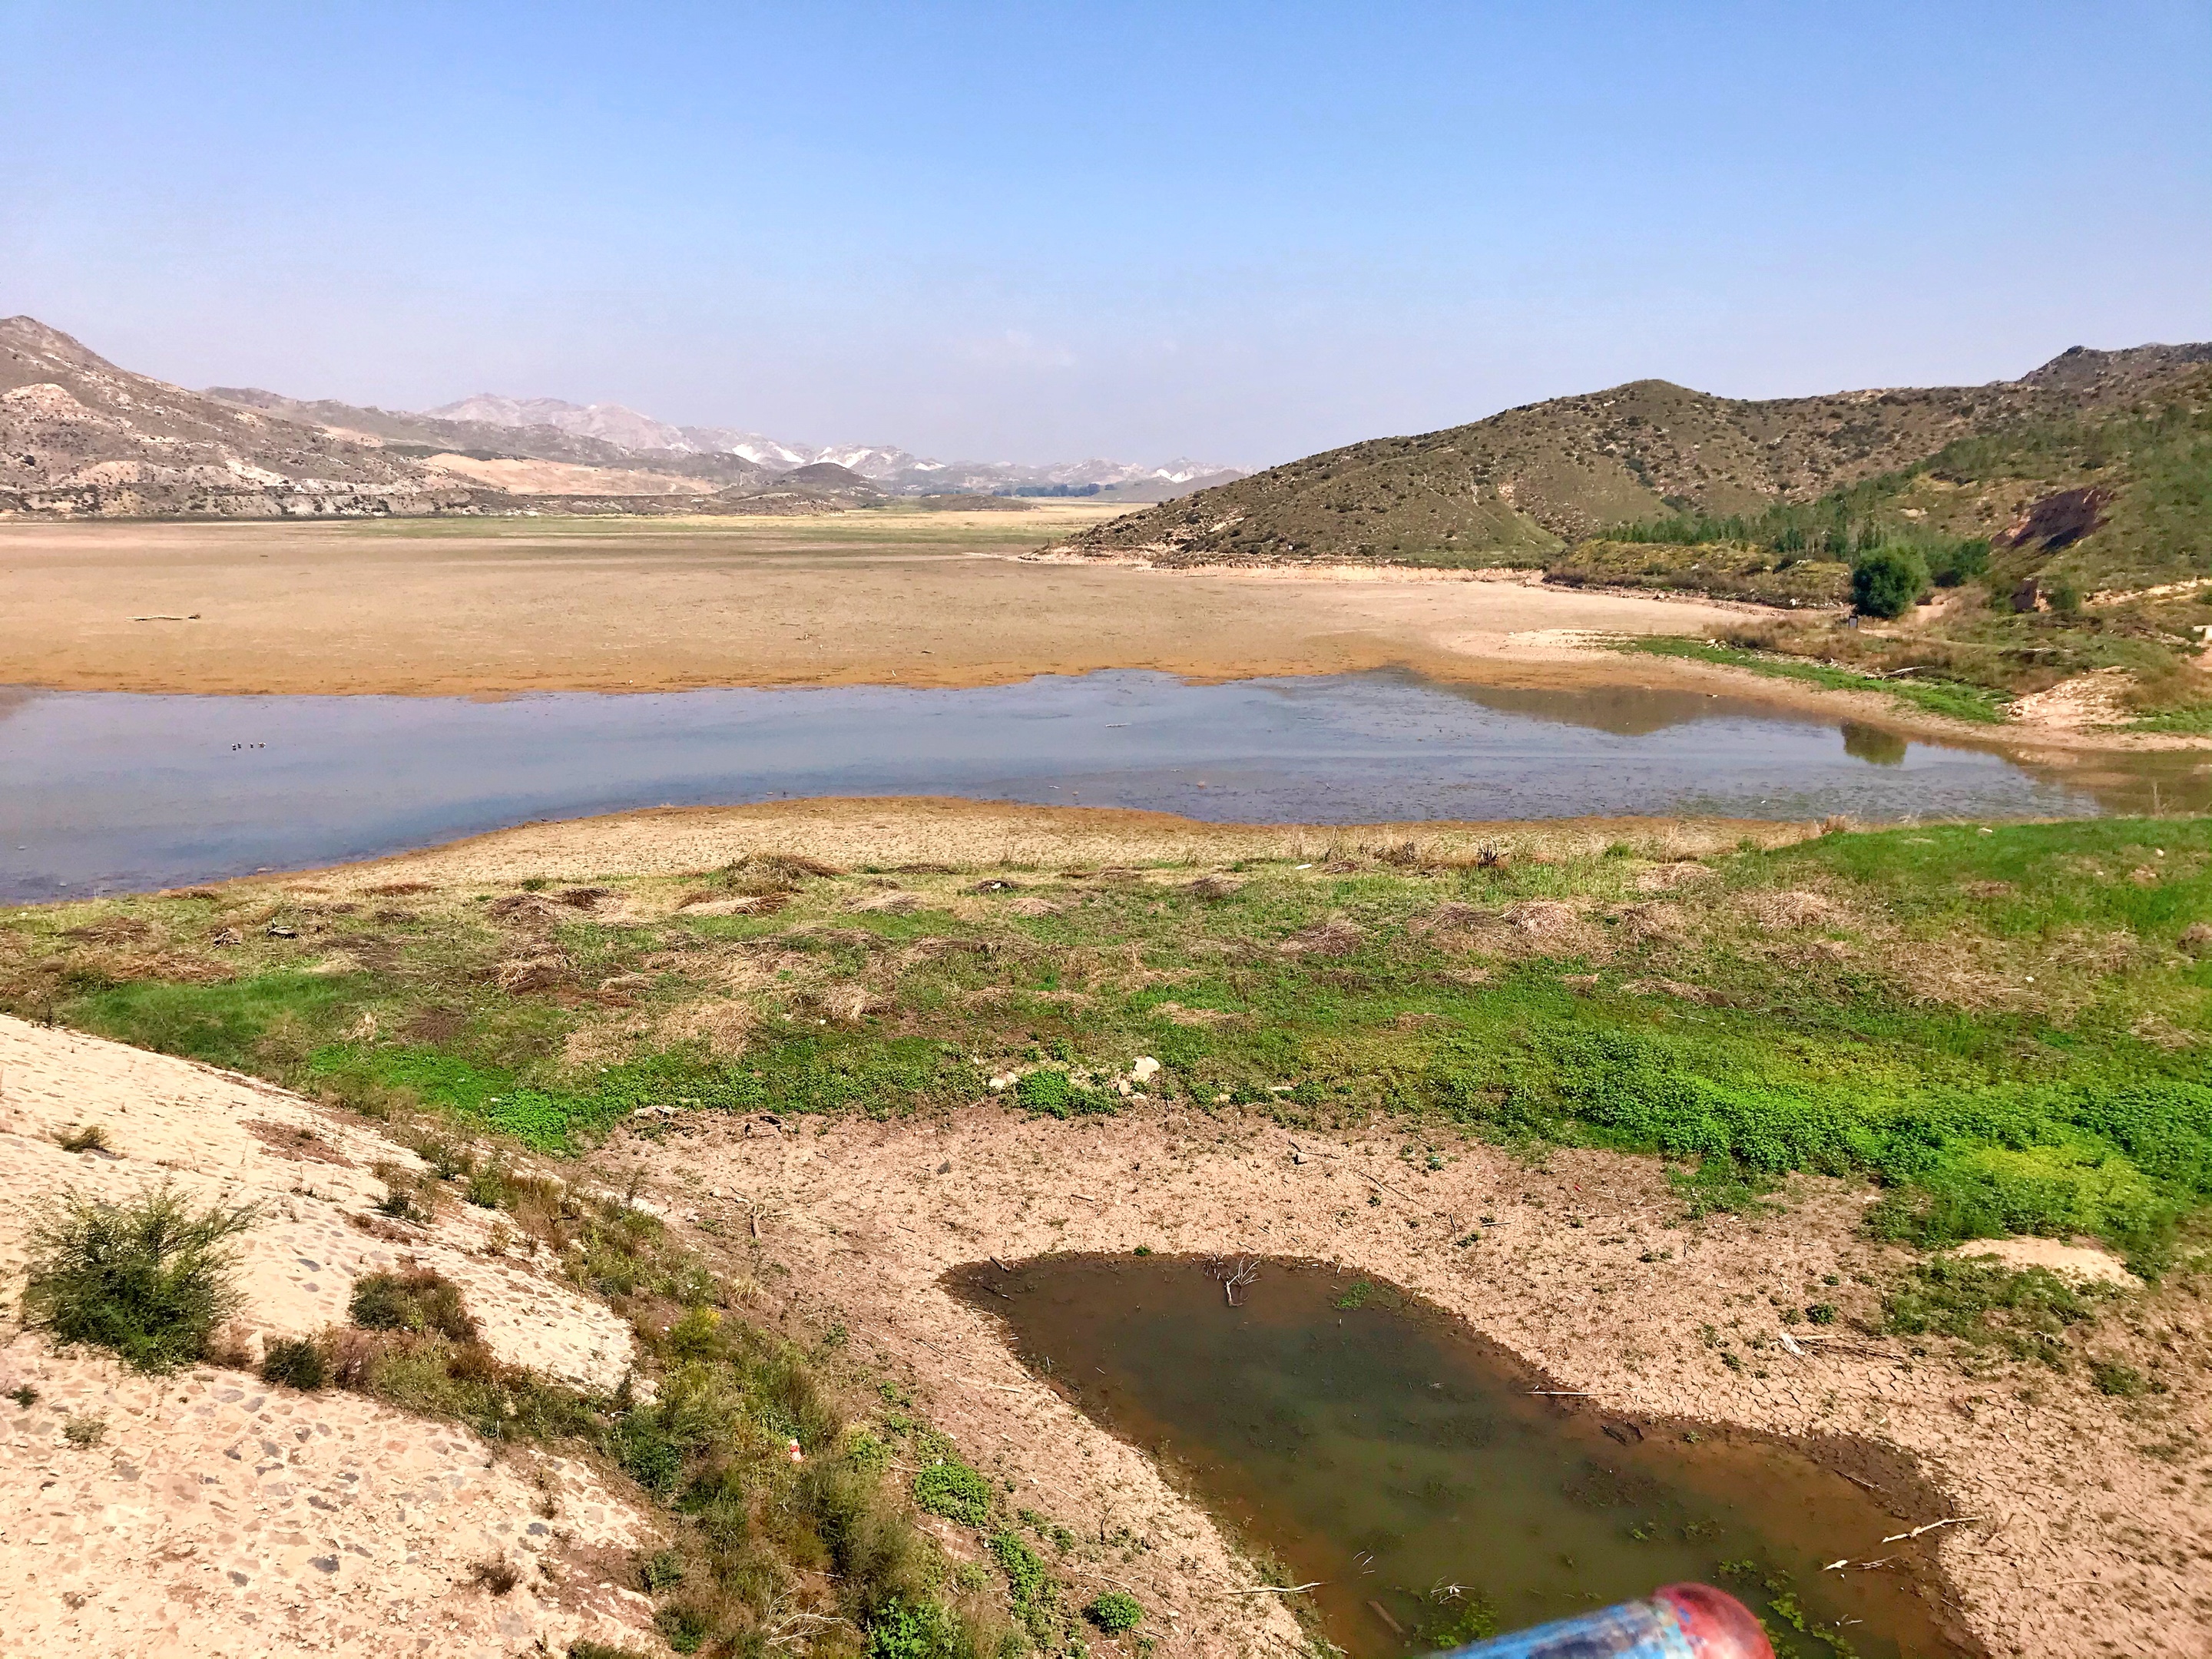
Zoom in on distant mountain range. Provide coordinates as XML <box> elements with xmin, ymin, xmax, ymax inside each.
<box><xmin>0</xmin><ymin>315</ymin><xmax>1241</xmax><ymax>518</ymax></box>
<box><xmin>211</xmin><ymin>384</ymin><xmax>1240</xmax><ymax>500</ymax></box>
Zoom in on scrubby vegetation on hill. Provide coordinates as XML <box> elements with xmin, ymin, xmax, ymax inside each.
<box><xmin>6</xmin><ymin>820</ymin><xmax>2210</xmax><ymax>1280</ymax></box>
<box><xmin>1054</xmin><ymin>346</ymin><xmax>2212</xmax><ymax>721</ymax></box>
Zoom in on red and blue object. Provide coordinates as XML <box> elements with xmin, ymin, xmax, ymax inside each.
<box><xmin>1435</xmin><ymin>1583</ymin><xmax>1773</xmax><ymax>1659</ymax></box>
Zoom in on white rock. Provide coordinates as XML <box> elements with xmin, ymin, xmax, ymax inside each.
<box><xmin>1130</xmin><ymin>1056</ymin><xmax>1161</xmax><ymax>1082</ymax></box>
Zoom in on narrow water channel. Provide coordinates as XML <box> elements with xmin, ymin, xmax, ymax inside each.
<box><xmin>949</xmin><ymin>1256</ymin><xmax>1974</xmax><ymax>1659</ymax></box>
<box><xmin>5</xmin><ymin>667</ymin><xmax>2201</xmax><ymax>901</ymax></box>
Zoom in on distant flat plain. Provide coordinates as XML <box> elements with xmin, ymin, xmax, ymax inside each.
<box><xmin>0</xmin><ymin>505</ymin><xmax>1749</xmax><ymax>697</ymax></box>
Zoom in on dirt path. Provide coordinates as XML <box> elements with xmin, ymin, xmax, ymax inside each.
<box><xmin>609</xmin><ymin>1110</ymin><xmax>2211</xmax><ymax>1659</ymax></box>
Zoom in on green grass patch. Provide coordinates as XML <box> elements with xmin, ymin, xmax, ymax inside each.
<box><xmin>1612</xmin><ymin>635</ymin><xmax>2010</xmax><ymax>723</ymax></box>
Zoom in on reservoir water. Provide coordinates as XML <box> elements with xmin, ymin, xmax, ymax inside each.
<box><xmin>3</xmin><ymin>668</ymin><xmax>2197</xmax><ymax>901</ymax></box>
<box><xmin>951</xmin><ymin>1255</ymin><xmax>1973</xmax><ymax>1659</ymax></box>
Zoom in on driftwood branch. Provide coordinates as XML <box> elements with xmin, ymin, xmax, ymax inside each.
<box><xmin>1881</xmin><ymin>1517</ymin><xmax>1982</xmax><ymax>1544</ymax></box>
<box><xmin>1224</xmin><ymin>1583</ymin><xmax>1323</xmax><ymax>1595</ymax></box>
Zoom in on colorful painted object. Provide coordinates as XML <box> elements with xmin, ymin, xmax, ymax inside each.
<box><xmin>1435</xmin><ymin>1583</ymin><xmax>1774</xmax><ymax>1659</ymax></box>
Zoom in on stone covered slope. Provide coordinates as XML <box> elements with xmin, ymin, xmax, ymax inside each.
<box><xmin>0</xmin><ymin>1014</ymin><xmax>660</xmax><ymax>1657</ymax></box>
<box><xmin>0</xmin><ymin>317</ymin><xmax>470</xmax><ymax>519</ymax></box>
<box><xmin>1052</xmin><ymin>343</ymin><xmax>2212</xmax><ymax>568</ymax></box>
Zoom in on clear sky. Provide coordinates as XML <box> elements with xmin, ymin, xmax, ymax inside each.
<box><xmin>4</xmin><ymin>1</ymin><xmax>2206</xmax><ymax>466</ymax></box>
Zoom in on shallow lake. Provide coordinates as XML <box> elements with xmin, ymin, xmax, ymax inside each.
<box><xmin>950</xmin><ymin>1255</ymin><xmax>1972</xmax><ymax>1659</ymax></box>
<box><xmin>4</xmin><ymin>668</ymin><xmax>2199</xmax><ymax>901</ymax></box>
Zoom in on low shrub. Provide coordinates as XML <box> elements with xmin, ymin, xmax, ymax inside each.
<box><xmin>261</xmin><ymin>1334</ymin><xmax>329</xmax><ymax>1389</ymax></box>
<box><xmin>349</xmin><ymin>1268</ymin><xmax>479</xmax><ymax>1343</ymax></box>
<box><xmin>22</xmin><ymin>1183</ymin><xmax>257</xmax><ymax>1373</ymax></box>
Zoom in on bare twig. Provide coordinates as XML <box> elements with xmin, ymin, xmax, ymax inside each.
<box><xmin>1355</xmin><ymin>1168</ymin><xmax>1416</xmax><ymax>1202</ymax></box>
<box><xmin>1881</xmin><ymin>1517</ymin><xmax>1982</xmax><ymax>1544</ymax></box>
<box><xmin>1224</xmin><ymin>1583</ymin><xmax>1323</xmax><ymax>1595</ymax></box>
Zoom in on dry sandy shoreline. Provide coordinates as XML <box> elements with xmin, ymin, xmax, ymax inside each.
<box><xmin>5</xmin><ymin>515</ymin><xmax>2200</xmax><ymax>763</ymax></box>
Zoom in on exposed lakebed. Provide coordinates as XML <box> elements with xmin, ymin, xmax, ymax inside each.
<box><xmin>4</xmin><ymin>667</ymin><xmax>2198</xmax><ymax>901</ymax></box>
<box><xmin>951</xmin><ymin>1255</ymin><xmax>1973</xmax><ymax>1659</ymax></box>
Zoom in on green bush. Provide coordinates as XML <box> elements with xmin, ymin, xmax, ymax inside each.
<box><xmin>1015</xmin><ymin>1069</ymin><xmax>1116</xmax><ymax>1119</ymax></box>
<box><xmin>22</xmin><ymin>1183</ymin><xmax>257</xmax><ymax>1373</ymax></box>
<box><xmin>261</xmin><ymin>1335</ymin><xmax>329</xmax><ymax>1389</ymax></box>
<box><xmin>349</xmin><ymin>1268</ymin><xmax>479</xmax><ymax>1343</ymax></box>
<box><xmin>912</xmin><ymin>1457</ymin><xmax>992</xmax><ymax>1526</ymax></box>
<box><xmin>1851</xmin><ymin>546</ymin><xmax>1928</xmax><ymax>618</ymax></box>
<box><xmin>1085</xmin><ymin>1591</ymin><xmax>1144</xmax><ymax>1634</ymax></box>
<box><xmin>1924</xmin><ymin>537</ymin><xmax>1991</xmax><ymax>587</ymax></box>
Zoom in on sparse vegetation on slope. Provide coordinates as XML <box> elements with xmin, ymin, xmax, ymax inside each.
<box><xmin>7</xmin><ymin>818</ymin><xmax>2211</xmax><ymax>1277</ymax></box>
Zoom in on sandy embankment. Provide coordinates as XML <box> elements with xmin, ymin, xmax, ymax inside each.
<box><xmin>0</xmin><ymin>1017</ymin><xmax>662</xmax><ymax>1658</ymax></box>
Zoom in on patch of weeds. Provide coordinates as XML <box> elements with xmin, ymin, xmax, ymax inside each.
<box><xmin>1084</xmin><ymin>1591</ymin><xmax>1144</xmax><ymax>1634</ymax></box>
<box><xmin>349</xmin><ymin>1268</ymin><xmax>480</xmax><ymax>1343</ymax></box>
<box><xmin>1333</xmin><ymin>1280</ymin><xmax>1371</xmax><ymax>1310</ymax></box>
<box><xmin>1805</xmin><ymin>1303</ymin><xmax>1838</xmax><ymax>1325</ymax></box>
<box><xmin>1881</xmin><ymin>1257</ymin><xmax>2110</xmax><ymax>1365</ymax></box>
<box><xmin>55</xmin><ymin>1124</ymin><xmax>111</xmax><ymax>1154</ymax></box>
<box><xmin>989</xmin><ymin>1530</ymin><xmax>1047</xmax><ymax>1606</ymax></box>
<box><xmin>22</xmin><ymin>1183</ymin><xmax>257</xmax><ymax>1373</ymax></box>
<box><xmin>641</xmin><ymin>1547</ymin><xmax>687</xmax><ymax>1591</ymax></box>
<box><xmin>1420</xmin><ymin>1594</ymin><xmax>1499</xmax><ymax>1648</ymax></box>
<box><xmin>2091</xmin><ymin>1359</ymin><xmax>2148</xmax><ymax>1397</ymax></box>
<box><xmin>261</xmin><ymin>1334</ymin><xmax>329</xmax><ymax>1390</ymax></box>
<box><xmin>8</xmin><ymin>1386</ymin><xmax>39</xmax><ymax>1408</ymax></box>
<box><xmin>471</xmin><ymin>1558</ymin><xmax>522</xmax><ymax>1594</ymax></box>
<box><xmin>1015</xmin><ymin>1068</ymin><xmax>1116</xmax><ymax>1120</ymax></box>
<box><xmin>913</xmin><ymin>1455</ymin><xmax>992</xmax><ymax>1526</ymax></box>
<box><xmin>63</xmin><ymin>1415</ymin><xmax>106</xmax><ymax>1448</ymax></box>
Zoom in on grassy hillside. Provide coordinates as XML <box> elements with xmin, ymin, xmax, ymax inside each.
<box><xmin>1055</xmin><ymin>345</ymin><xmax>2207</xmax><ymax>570</ymax></box>
<box><xmin>7</xmin><ymin>820</ymin><xmax>2210</xmax><ymax>1280</ymax></box>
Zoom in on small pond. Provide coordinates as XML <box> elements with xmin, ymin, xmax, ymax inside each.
<box><xmin>949</xmin><ymin>1255</ymin><xmax>1975</xmax><ymax>1659</ymax></box>
<box><xmin>5</xmin><ymin>667</ymin><xmax>2201</xmax><ymax>902</ymax></box>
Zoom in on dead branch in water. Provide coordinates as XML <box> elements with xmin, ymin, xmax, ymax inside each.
<box><xmin>1882</xmin><ymin>1516</ymin><xmax>1982</xmax><ymax>1543</ymax></box>
<box><xmin>1204</xmin><ymin>1255</ymin><xmax>1261</xmax><ymax>1305</ymax></box>
<box><xmin>1223</xmin><ymin>1583</ymin><xmax>1323</xmax><ymax>1595</ymax></box>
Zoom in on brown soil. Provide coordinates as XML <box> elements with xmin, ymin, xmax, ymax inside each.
<box><xmin>604</xmin><ymin>1109</ymin><xmax>2212</xmax><ymax>1659</ymax></box>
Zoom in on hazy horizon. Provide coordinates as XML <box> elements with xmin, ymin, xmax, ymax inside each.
<box><xmin>5</xmin><ymin>1</ymin><xmax>2206</xmax><ymax>469</ymax></box>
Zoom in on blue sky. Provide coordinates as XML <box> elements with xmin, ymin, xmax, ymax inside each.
<box><xmin>4</xmin><ymin>1</ymin><xmax>2206</xmax><ymax>465</ymax></box>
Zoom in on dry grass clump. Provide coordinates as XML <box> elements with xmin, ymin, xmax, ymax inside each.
<box><xmin>1742</xmin><ymin>889</ymin><xmax>1853</xmax><ymax>930</ymax></box>
<box><xmin>61</xmin><ymin>914</ymin><xmax>154</xmax><ymax>945</ymax></box>
<box><xmin>54</xmin><ymin>1123</ymin><xmax>111</xmax><ymax>1154</ymax></box>
<box><xmin>723</xmin><ymin>853</ymin><xmax>845</xmax><ymax>896</ymax></box>
<box><xmin>1635</xmin><ymin>862</ymin><xmax>1715</xmax><ymax>893</ymax></box>
<box><xmin>1614</xmin><ymin>901</ymin><xmax>1687</xmax><ymax>944</ymax></box>
<box><xmin>1280</xmin><ymin>918</ymin><xmax>1363</xmax><ymax>956</ymax></box>
<box><xmin>1503</xmin><ymin>899</ymin><xmax>1591</xmax><ymax>945</ymax></box>
<box><xmin>848</xmin><ymin>890</ymin><xmax>926</xmax><ymax>915</ymax></box>
<box><xmin>496</xmin><ymin>954</ymin><xmax>573</xmax><ymax>993</ymax></box>
<box><xmin>1184</xmin><ymin>873</ymin><xmax>1243</xmax><ymax>899</ymax></box>
<box><xmin>655</xmin><ymin>998</ymin><xmax>757</xmax><ymax>1058</ymax></box>
<box><xmin>485</xmin><ymin>892</ymin><xmax>573</xmax><ymax>928</ymax></box>
<box><xmin>365</xmin><ymin>879</ymin><xmax>436</xmax><ymax>896</ymax></box>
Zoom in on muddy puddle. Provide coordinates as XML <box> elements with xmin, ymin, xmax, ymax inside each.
<box><xmin>6</xmin><ymin>667</ymin><xmax>2199</xmax><ymax>899</ymax></box>
<box><xmin>949</xmin><ymin>1254</ymin><xmax>1975</xmax><ymax>1659</ymax></box>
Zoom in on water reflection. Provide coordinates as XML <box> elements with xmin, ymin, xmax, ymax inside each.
<box><xmin>0</xmin><ymin>668</ymin><xmax>2192</xmax><ymax>902</ymax></box>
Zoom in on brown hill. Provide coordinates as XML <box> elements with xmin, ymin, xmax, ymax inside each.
<box><xmin>207</xmin><ymin>386</ymin><xmax>775</xmax><ymax>490</ymax></box>
<box><xmin>1052</xmin><ymin>345</ymin><xmax>2212</xmax><ymax>568</ymax></box>
<box><xmin>0</xmin><ymin>318</ymin><xmax>468</xmax><ymax>518</ymax></box>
